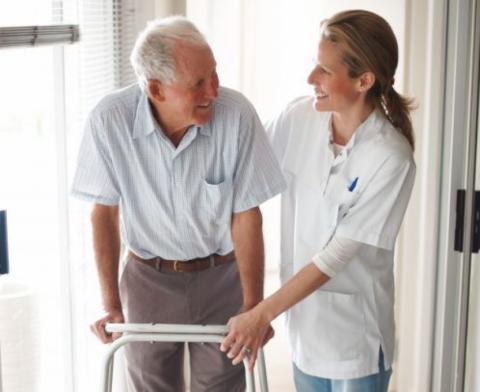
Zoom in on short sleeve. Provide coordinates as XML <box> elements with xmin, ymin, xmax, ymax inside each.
<box><xmin>265</xmin><ymin>108</ymin><xmax>291</xmax><ymax>165</ymax></box>
<box><xmin>231</xmin><ymin>107</ymin><xmax>286</xmax><ymax>213</ymax></box>
<box><xmin>335</xmin><ymin>154</ymin><xmax>416</xmax><ymax>250</ymax></box>
<box><xmin>70</xmin><ymin>116</ymin><xmax>120</xmax><ymax>205</ymax></box>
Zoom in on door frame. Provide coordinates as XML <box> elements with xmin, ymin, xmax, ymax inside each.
<box><xmin>432</xmin><ymin>0</ymin><xmax>480</xmax><ymax>390</ymax></box>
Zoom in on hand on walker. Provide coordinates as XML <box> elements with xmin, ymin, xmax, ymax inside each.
<box><xmin>90</xmin><ymin>308</ymin><xmax>124</xmax><ymax>343</ymax></box>
<box><xmin>220</xmin><ymin>307</ymin><xmax>273</xmax><ymax>370</ymax></box>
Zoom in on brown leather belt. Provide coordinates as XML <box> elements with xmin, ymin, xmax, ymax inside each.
<box><xmin>129</xmin><ymin>250</ymin><xmax>236</xmax><ymax>273</ymax></box>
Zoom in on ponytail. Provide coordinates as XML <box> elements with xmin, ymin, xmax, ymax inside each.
<box><xmin>322</xmin><ymin>10</ymin><xmax>416</xmax><ymax>151</ymax></box>
<box><xmin>382</xmin><ymin>86</ymin><xmax>415</xmax><ymax>151</ymax></box>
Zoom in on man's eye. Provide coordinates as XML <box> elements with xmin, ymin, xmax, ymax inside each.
<box><xmin>196</xmin><ymin>79</ymin><xmax>205</xmax><ymax>87</ymax></box>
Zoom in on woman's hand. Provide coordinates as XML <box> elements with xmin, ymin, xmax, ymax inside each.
<box><xmin>220</xmin><ymin>305</ymin><xmax>272</xmax><ymax>370</ymax></box>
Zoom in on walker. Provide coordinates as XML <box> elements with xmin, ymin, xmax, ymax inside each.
<box><xmin>101</xmin><ymin>323</ymin><xmax>269</xmax><ymax>392</ymax></box>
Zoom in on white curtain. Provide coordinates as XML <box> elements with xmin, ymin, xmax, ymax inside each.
<box><xmin>66</xmin><ymin>1</ymin><xmax>155</xmax><ymax>390</ymax></box>
<box><xmin>186</xmin><ymin>0</ymin><xmax>406</xmax><ymax>121</ymax></box>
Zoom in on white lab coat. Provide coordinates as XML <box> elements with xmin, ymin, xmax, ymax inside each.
<box><xmin>267</xmin><ymin>96</ymin><xmax>416</xmax><ymax>379</ymax></box>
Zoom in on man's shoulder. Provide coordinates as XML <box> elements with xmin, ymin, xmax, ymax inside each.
<box><xmin>89</xmin><ymin>83</ymin><xmax>141</xmax><ymax>121</ymax></box>
<box><xmin>214</xmin><ymin>87</ymin><xmax>256</xmax><ymax>116</ymax></box>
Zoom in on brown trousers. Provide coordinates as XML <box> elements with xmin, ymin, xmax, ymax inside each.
<box><xmin>119</xmin><ymin>254</ymin><xmax>245</xmax><ymax>392</ymax></box>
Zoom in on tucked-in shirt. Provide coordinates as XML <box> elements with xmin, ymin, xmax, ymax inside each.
<box><xmin>71</xmin><ymin>84</ymin><xmax>286</xmax><ymax>259</ymax></box>
<box><xmin>267</xmin><ymin>96</ymin><xmax>415</xmax><ymax>379</ymax></box>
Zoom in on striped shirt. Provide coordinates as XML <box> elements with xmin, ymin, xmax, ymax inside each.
<box><xmin>71</xmin><ymin>84</ymin><xmax>286</xmax><ymax>259</ymax></box>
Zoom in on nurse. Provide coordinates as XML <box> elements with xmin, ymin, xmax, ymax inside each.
<box><xmin>220</xmin><ymin>9</ymin><xmax>416</xmax><ymax>391</ymax></box>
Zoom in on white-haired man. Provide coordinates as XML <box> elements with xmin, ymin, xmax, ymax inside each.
<box><xmin>71</xmin><ymin>16</ymin><xmax>285</xmax><ymax>391</ymax></box>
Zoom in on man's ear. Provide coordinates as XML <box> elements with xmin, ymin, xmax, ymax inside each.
<box><xmin>358</xmin><ymin>71</ymin><xmax>375</xmax><ymax>92</ymax></box>
<box><xmin>147</xmin><ymin>80</ymin><xmax>164</xmax><ymax>101</ymax></box>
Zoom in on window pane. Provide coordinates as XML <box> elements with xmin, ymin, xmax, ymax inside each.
<box><xmin>0</xmin><ymin>46</ymin><xmax>68</xmax><ymax>392</ymax></box>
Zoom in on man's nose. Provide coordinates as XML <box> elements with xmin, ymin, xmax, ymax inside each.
<box><xmin>205</xmin><ymin>76</ymin><xmax>219</xmax><ymax>99</ymax></box>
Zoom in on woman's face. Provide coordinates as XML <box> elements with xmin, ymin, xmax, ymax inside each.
<box><xmin>307</xmin><ymin>38</ymin><xmax>362</xmax><ymax>114</ymax></box>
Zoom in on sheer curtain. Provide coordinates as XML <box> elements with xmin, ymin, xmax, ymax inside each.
<box><xmin>0</xmin><ymin>0</ymin><xmax>152</xmax><ymax>390</ymax></box>
<box><xmin>65</xmin><ymin>1</ymin><xmax>153</xmax><ymax>390</ymax></box>
<box><xmin>186</xmin><ymin>0</ymin><xmax>406</xmax><ymax>137</ymax></box>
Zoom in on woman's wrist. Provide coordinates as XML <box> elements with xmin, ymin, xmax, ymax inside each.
<box><xmin>256</xmin><ymin>297</ymin><xmax>277</xmax><ymax>324</ymax></box>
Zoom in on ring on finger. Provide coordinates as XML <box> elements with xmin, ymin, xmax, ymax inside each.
<box><xmin>241</xmin><ymin>346</ymin><xmax>252</xmax><ymax>355</ymax></box>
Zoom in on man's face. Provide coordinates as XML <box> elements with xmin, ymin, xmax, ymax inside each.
<box><xmin>160</xmin><ymin>43</ymin><xmax>219</xmax><ymax>132</ymax></box>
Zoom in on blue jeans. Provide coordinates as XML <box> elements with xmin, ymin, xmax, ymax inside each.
<box><xmin>293</xmin><ymin>349</ymin><xmax>392</xmax><ymax>392</ymax></box>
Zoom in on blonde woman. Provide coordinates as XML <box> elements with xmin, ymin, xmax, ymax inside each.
<box><xmin>221</xmin><ymin>10</ymin><xmax>416</xmax><ymax>392</ymax></box>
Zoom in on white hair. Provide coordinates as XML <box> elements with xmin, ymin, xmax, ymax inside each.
<box><xmin>130</xmin><ymin>16</ymin><xmax>209</xmax><ymax>89</ymax></box>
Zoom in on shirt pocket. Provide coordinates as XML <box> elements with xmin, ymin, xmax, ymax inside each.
<box><xmin>312</xmin><ymin>289</ymin><xmax>366</xmax><ymax>360</ymax></box>
<box><xmin>201</xmin><ymin>179</ymin><xmax>233</xmax><ymax>224</ymax></box>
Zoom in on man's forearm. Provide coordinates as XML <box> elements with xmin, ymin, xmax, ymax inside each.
<box><xmin>231</xmin><ymin>207</ymin><xmax>265</xmax><ymax>310</ymax></box>
<box><xmin>91</xmin><ymin>204</ymin><xmax>121</xmax><ymax>312</ymax></box>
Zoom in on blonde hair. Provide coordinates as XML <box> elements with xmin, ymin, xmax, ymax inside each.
<box><xmin>321</xmin><ymin>10</ymin><xmax>415</xmax><ymax>150</ymax></box>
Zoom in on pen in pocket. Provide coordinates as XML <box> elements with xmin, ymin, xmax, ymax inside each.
<box><xmin>348</xmin><ymin>177</ymin><xmax>359</xmax><ymax>192</ymax></box>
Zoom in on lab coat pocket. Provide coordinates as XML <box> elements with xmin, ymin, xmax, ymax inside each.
<box><xmin>296</xmin><ymin>179</ymin><xmax>338</xmax><ymax>257</ymax></box>
<box><xmin>336</xmin><ymin>189</ymin><xmax>360</xmax><ymax>220</ymax></box>
<box><xmin>314</xmin><ymin>289</ymin><xmax>366</xmax><ymax>361</ymax></box>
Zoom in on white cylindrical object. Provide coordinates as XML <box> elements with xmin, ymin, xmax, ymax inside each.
<box><xmin>0</xmin><ymin>279</ymin><xmax>40</xmax><ymax>392</ymax></box>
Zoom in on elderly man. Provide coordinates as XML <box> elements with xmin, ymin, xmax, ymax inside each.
<box><xmin>71</xmin><ymin>16</ymin><xmax>285</xmax><ymax>392</ymax></box>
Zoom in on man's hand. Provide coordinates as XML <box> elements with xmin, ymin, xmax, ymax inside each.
<box><xmin>262</xmin><ymin>324</ymin><xmax>275</xmax><ymax>346</ymax></box>
<box><xmin>90</xmin><ymin>204</ymin><xmax>123</xmax><ymax>343</ymax></box>
<box><xmin>90</xmin><ymin>308</ymin><xmax>124</xmax><ymax>343</ymax></box>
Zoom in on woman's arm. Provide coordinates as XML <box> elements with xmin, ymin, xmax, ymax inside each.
<box><xmin>220</xmin><ymin>236</ymin><xmax>361</xmax><ymax>369</ymax></box>
<box><xmin>220</xmin><ymin>262</ymin><xmax>329</xmax><ymax>369</ymax></box>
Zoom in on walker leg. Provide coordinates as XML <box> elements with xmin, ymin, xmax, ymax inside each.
<box><xmin>257</xmin><ymin>349</ymin><xmax>269</xmax><ymax>392</ymax></box>
<box><xmin>101</xmin><ymin>348</ymin><xmax>115</xmax><ymax>392</ymax></box>
<box><xmin>100</xmin><ymin>326</ymin><xmax>271</xmax><ymax>392</ymax></box>
<box><xmin>244</xmin><ymin>359</ymin><xmax>256</xmax><ymax>392</ymax></box>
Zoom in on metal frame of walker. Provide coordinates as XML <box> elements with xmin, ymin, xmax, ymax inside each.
<box><xmin>101</xmin><ymin>323</ymin><xmax>269</xmax><ymax>392</ymax></box>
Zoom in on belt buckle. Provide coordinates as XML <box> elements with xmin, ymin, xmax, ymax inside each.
<box><xmin>173</xmin><ymin>260</ymin><xmax>180</xmax><ymax>272</ymax></box>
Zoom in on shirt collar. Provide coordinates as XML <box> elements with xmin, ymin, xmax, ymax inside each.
<box><xmin>197</xmin><ymin>123</ymin><xmax>211</xmax><ymax>136</ymax></box>
<box><xmin>133</xmin><ymin>92</ymin><xmax>213</xmax><ymax>139</ymax></box>
<box><xmin>132</xmin><ymin>92</ymin><xmax>158</xmax><ymax>139</ymax></box>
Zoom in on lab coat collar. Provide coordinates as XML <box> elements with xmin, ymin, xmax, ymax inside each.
<box><xmin>327</xmin><ymin>109</ymin><xmax>387</xmax><ymax>153</ymax></box>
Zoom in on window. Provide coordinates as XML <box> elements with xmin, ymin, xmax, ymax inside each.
<box><xmin>0</xmin><ymin>44</ymin><xmax>67</xmax><ymax>392</ymax></box>
<box><xmin>0</xmin><ymin>1</ymin><xmax>143</xmax><ymax>390</ymax></box>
